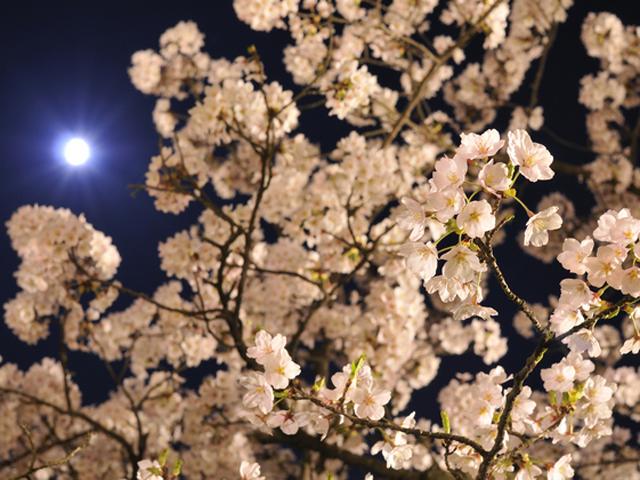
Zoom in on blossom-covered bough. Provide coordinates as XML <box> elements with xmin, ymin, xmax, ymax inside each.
<box><xmin>2</xmin><ymin>1</ymin><xmax>640</xmax><ymax>479</ymax></box>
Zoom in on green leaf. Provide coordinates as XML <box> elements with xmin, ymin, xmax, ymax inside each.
<box><xmin>350</xmin><ymin>354</ymin><xmax>366</xmax><ymax>378</ymax></box>
<box><xmin>172</xmin><ymin>459</ymin><xmax>183</xmax><ymax>476</ymax></box>
<box><xmin>345</xmin><ymin>246</ymin><xmax>360</xmax><ymax>262</ymax></box>
<box><xmin>158</xmin><ymin>449</ymin><xmax>169</xmax><ymax>467</ymax></box>
<box><xmin>312</xmin><ymin>376</ymin><xmax>326</xmax><ymax>392</ymax></box>
<box><xmin>440</xmin><ymin>410</ymin><xmax>451</xmax><ymax>434</ymax></box>
<box><xmin>274</xmin><ymin>389</ymin><xmax>289</xmax><ymax>399</ymax></box>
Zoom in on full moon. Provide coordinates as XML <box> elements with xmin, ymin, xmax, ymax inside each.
<box><xmin>64</xmin><ymin>137</ymin><xmax>90</xmax><ymax>166</ymax></box>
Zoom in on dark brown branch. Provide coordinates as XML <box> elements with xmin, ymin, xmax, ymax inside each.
<box><xmin>0</xmin><ymin>388</ymin><xmax>138</xmax><ymax>479</ymax></box>
<box><xmin>528</xmin><ymin>24</ymin><xmax>558</xmax><ymax>110</ymax></box>
<box><xmin>257</xmin><ymin>430</ymin><xmax>451</xmax><ymax>479</ymax></box>
<box><xmin>382</xmin><ymin>0</ymin><xmax>507</xmax><ymax>148</ymax></box>
<box><xmin>475</xmin><ymin>295</ymin><xmax>636</xmax><ymax>479</ymax></box>
<box><xmin>474</xmin><ymin>239</ymin><xmax>544</xmax><ymax>333</ymax></box>
<box><xmin>475</xmin><ymin>334</ymin><xmax>552</xmax><ymax>479</ymax></box>
<box><xmin>7</xmin><ymin>428</ymin><xmax>90</xmax><ymax>480</ymax></box>
<box><xmin>0</xmin><ymin>429</ymin><xmax>92</xmax><ymax>470</ymax></box>
<box><xmin>291</xmin><ymin>389</ymin><xmax>488</xmax><ymax>457</ymax></box>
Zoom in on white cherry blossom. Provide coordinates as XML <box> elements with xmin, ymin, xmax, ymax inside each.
<box><xmin>593</xmin><ymin>209</ymin><xmax>636</xmax><ymax>243</ymax></box>
<box><xmin>620</xmin><ymin>335</ymin><xmax>640</xmax><ymax>355</ymax></box>
<box><xmin>247</xmin><ymin>330</ymin><xmax>287</xmax><ymax>365</ymax></box>
<box><xmin>478</xmin><ymin>160</ymin><xmax>510</xmax><ymax>195</ymax></box>
<box><xmin>557</xmin><ymin>237</ymin><xmax>594</xmax><ymax>275</ymax></box>
<box><xmin>397</xmin><ymin>197</ymin><xmax>426</xmax><ymax>241</ymax></box>
<box><xmin>242</xmin><ymin>372</ymin><xmax>274</xmax><ymax>414</ymax></box>
<box><xmin>399</xmin><ymin>241</ymin><xmax>439</xmax><ymax>283</ymax></box>
<box><xmin>546</xmin><ymin>454</ymin><xmax>574</xmax><ymax>480</ymax></box>
<box><xmin>352</xmin><ymin>387</ymin><xmax>391</xmax><ymax>421</ymax></box>
<box><xmin>137</xmin><ymin>460</ymin><xmax>163</xmax><ymax>480</ymax></box>
<box><xmin>507</xmin><ymin>129</ymin><xmax>554</xmax><ymax>182</ymax></box>
<box><xmin>457</xmin><ymin>200</ymin><xmax>496</xmax><ymax>238</ymax></box>
<box><xmin>267</xmin><ymin>410</ymin><xmax>309</xmax><ymax>435</ymax></box>
<box><xmin>263</xmin><ymin>350</ymin><xmax>301</xmax><ymax>389</ymax></box>
<box><xmin>240</xmin><ymin>461</ymin><xmax>266</xmax><ymax>480</ymax></box>
<box><xmin>558</xmin><ymin>279</ymin><xmax>593</xmax><ymax>310</ymax></box>
<box><xmin>524</xmin><ymin>206</ymin><xmax>562</xmax><ymax>247</ymax></box>
<box><xmin>584</xmin><ymin>245</ymin><xmax>625</xmax><ymax>288</ymax></box>
<box><xmin>431</xmin><ymin>155</ymin><xmax>468</xmax><ymax>191</ymax></box>
<box><xmin>541</xmin><ymin>363</ymin><xmax>576</xmax><ymax>393</ymax></box>
<box><xmin>562</xmin><ymin>329</ymin><xmax>602</xmax><ymax>357</ymax></box>
<box><xmin>459</xmin><ymin>129</ymin><xmax>504</xmax><ymax>159</ymax></box>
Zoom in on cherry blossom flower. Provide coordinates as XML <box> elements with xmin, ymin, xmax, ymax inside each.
<box><xmin>441</xmin><ymin>244</ymin><xmax>486</xmax><ymax>282</ymax></box>
<box><xmin>584</xmin><ymin>245</ymin><xmax>625</xmax><ymax>288</ymax></box>
<box><xmin>352</xmin><ymin>387</ymin><xmax>391</xmax><ymax>421</ymax></box>
<box><xmin>557</xmin><ymin>237</ymin><xmax>594</xmax><ymax>275</ymax></box>
<box><xmin>159</xmin><ymin>20</ymin><xmax>204</xmax><ymax>57</ymax></box>
<box><xmin>245</xmin><ymin>329</ymin><xmax>301</xmax><ymax>389</ymax></box>
<box><xmin>583</xmin><ymin>375</ymin><xmax>614</xmax><ymax>405</ymax></box>
<box><xmin>267</xmin><ymin>410</ymin><xmax>309</xmax><ymax>435</ymax></box>
<box><xmin>320</xmin><ymin>366</ymin><xmax>354</xmax><ymax>403</ymax></box>
<box><xmin>582</xmin><ymin>12</ymin><xmax>626</xmax><ymax>62</ymax></box>
<box><xmin>605</xmin><ymin>214</ymin><xmax>640</xmax><ymax>245</ymax></box>
<box><xmin>459</xmin><ymin>129</ymin><xmax>504</xmax><ymax>159</ymax></box>
<box><xmin>524</xmin><ymin>206</ymin><xmax>562</xmax><ymax>247</ymax></box>
<box><xmin>511</xmin><ymin>386</ymin><xmax>536</xmax><ymax>433</ymax></box>
<box><xmin>426</xmin><ymin>186</ymin><xmax>466</xmax><ymax>222</ymax></box>
<box><xmin>457</xmin><ymin>200</ymin><xmax>496</xmax><ymax>238</ymax></box>
<box><xmin>233</xmin><ymin>0</ymin><xmax>298</xmax><ymax>31</ymax></box>
<box><xmin>453</xmin><ymin>303</ymin><xmax>497</xmax><ymax>322</ymax></box>
<box><xmin>239</xmin><ymin>461</ymin><xmax>266</xmax><ymax>480</ymax></box>
<box><xmin>6</xmin><ymin>6</ymin><xmax>640</xmax><ymax>479</ymax></box>
<box><xmin>431</xmin><ymin>155</ymin><xmax>468</xmax><ymax>191</ymax></box>
<box><xmin>620</xmin><ymin>334</ymin><xmax>640</xmax><ymax>355</ymax></box>
<box><xmin>541</xmin><ymin>363</ymin><xmax>576</xmax><ymax>393</ymax></box>
<box><xmin>558</xmin><ymin>279</ymin><xmax>593</xmax><ymax>310</ymax></box>
<box><xmin>399</xmin><ymin>241</ymin><xmax>439</xmax><ymax>283</ymax></box>
<box><xmin>515</xmin><ymin>463</ymin><xmax>543</xmax><ymax>480</ymax></box>
<box><xmin>566</xmin><ymin>352</ymin><xmax>595</xmax><ymax>381</ymax></box>
<box><xmin>325</xmin><ymin>61</ymin><xmax>380</xmax><ymax>119</ymax></box>
<box><xmin>608</xmin><ymin>266</ymin><xmax>640</xmax><ymax>296</ymax></box>
<box><xmin>426</xmin><ymin>274</ymin><xmax>468</xmax><ymax>302</ymax></box>
<box><xmin>546</xmin><ymin>454</ymin><xmax>574</xmax><ymax>480</ymax></box>
<box><xmin>247</xmin><ymin>330</ymin><xmax>287</xmax><ymax>365</ymax></box>
<box><xmin>263</xmin><ymin>350</ymin><xmax>301</xmax><ymax>389</ymax></box>
<box><xmin>241</xmin><ymin>372</ymin><xmax>274</xmax><ymax>414</ymax></box>
<box><xmin>592</xmin><ymin>209</ymin><xmax>637</xmax><ymax>243</ymax></box>
<box><xmin>478</xmin><ymin>160</ymin><xmax>510</xmax><ymax>195</ymax></box>
<box><xmin>507</xmin><ymin>129</ymin><xmax>554</xmax><ymax>182</ymax></box>
<box><xmin>371</xmin><ymin>413</ymin><xmax>415</xmax><ymax>470</ymax></box>
<box><xmin>129</xmin><ymin>50</ymin><xmax>164</xmax><ymax>95</ymax></box>
<box><xmin>137</xmin><ymin>459</ymin><xmax>163</xmax><ymax>480</ymax></box>
<box><xmin>562</xmin><ymin>329</ymin><xmax>602</xmax><ymax>357</ymax></box>
<box><xmin>397</xmin><ymin>197</ymin><xmax>426</xmax><ymax>241</ymax></box>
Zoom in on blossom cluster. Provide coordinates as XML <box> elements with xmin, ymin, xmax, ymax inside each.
<box><xmin>243</xmin><ymin>330</ymin><xmax>301</xmax><ymax>414</ymax></box>
<box><xmin>552</xmin><ymin>208</ymin><xmax>640</xmax><ymax>354</ymax></box>
<box><xmin>398</xmin><ymin>128</ymin><xmax>559</xmax><ymax>315</ymax></box>
<box><xmin>4</xmin><ymin>205</ymin><xmax>120</xmax><ymax>344</ymax></box>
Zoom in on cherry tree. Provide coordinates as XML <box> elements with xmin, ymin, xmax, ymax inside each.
<box><xmin>2</xmin><ymin>1</ymin><xmax>640</xmax><ymax>479</ymax></box>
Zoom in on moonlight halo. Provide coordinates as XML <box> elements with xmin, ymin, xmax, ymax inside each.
<box><xmin>63</xmin><ymin>137</ymin><xmax>90</xmax><ymax>166</ymax></box>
